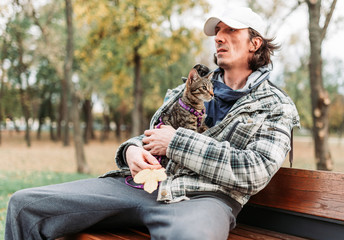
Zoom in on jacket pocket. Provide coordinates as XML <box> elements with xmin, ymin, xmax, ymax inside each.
<box><xmin>226</xmin><ymin>117</ymin><xmax>265</xmax><ymax>149</ymax></box>
<box><xmin>267</xmin><ymin>126</ymin><xmax>291</xmax><ymax>140</ymax></box>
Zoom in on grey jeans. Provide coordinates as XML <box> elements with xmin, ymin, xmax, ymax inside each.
<box><xmin>5</xmin><ymin>176</ymin><xmax>237</xmax><ymax>240</ymax></box>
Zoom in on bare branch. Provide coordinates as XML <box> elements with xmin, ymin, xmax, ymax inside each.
<box><xmin>27</xmin><ymin>0</ymin><xmax>48</xmax><ymax>41</ymax></box>
<box><xmin>321</xmin><ymin>0</ymin><xmax>337</xmax><ymax>41</ymax></box>
<box><xmin>266</xmin><ymin>1</ymin><xmax>304</xmax><ymax>37</ymax></box>
<box><xmin>278</xmin><ymin>1</ymin><xmax>303</xmax><ymax>26</ymax></box>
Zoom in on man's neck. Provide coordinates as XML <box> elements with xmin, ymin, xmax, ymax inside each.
<box><xmin>223</xmin><ymin>68</ymin><xmax>252</xmax><ymax>90</ymax></box>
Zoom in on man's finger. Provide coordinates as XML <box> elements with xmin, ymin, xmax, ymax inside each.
<box><xmin>142</xmin><ymin>150</ymin><xmax>160</xmax><ymax>166</ymax></box>
<box><xmin>144</xmin><ymin>129</ymin><xmax>154</xmax><ymax>137</ymax></box>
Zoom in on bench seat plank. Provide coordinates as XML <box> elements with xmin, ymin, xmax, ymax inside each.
<box><xmin>230</xmin><ymin>224</ymin><xmax>307</xmax><ymax>240</ymax></box>
<box><xmin>61</xmin><ymin>224</ymin><xmax>307</xmax><ymax>240</ymax></box>
<box><xmin>58</xmin><ymin>228</ymin><xmax>150</xmax><ymax>240</ymax></box>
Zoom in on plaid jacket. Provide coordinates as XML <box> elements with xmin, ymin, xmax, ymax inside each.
<box><xmin>105</xmin><ymin>78</ymin><xmax>300</xmax><ymax>206</ymax></box>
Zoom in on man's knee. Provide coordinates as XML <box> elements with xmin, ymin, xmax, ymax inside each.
<box><xmin>9</xmin><ymin>189</ymin><xmax>28</xmax><ymax>210</ymax></box>
<box><xmin>8</xmin><ymin>188</ymin><xmax>41</xmax><ymax>215</ymax></box>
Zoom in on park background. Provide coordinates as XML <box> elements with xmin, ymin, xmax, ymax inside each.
<box><xmin>0</xmin><ymin>0</ymin><xmax>344</xmax><ymax>238</ymax></box>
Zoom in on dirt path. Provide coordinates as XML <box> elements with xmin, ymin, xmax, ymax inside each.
<box><xmin>1</xmin><ymin>131</ymin><xmax>344</xmax><ymax>174</ymax></box>
<box><xmin>1</xmin><ymin>131</ymin><xmax>120</xmax><ymax>175</ymax></box>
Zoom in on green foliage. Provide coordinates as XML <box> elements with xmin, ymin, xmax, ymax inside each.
<box><xmin>1</xmin><ymin>0</ymin><xmax>209</xmax><ymax>135</ymax></box>
<box><xmin>0</xmin><ymin>170</ymin><xmax>95</xmax><ymax>239</ymax></box>
<box><xmin>283</xmin><ymin>58</ymin><xmax>313</xmax><ymax>129</ymax></box>
<box><xmin>74</xmin><ymin>0</ymin><xmax>209</xmax><ymax>126</ymax></box>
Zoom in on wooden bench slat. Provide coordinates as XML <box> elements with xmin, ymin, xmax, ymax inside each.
<box><xmin>229</xmin><ymin>225</ymin><xmax>282</xmax><ymax>240</ymax></box>
<box><xmin>63</xmin><ymin>224</ymin><xmax>306</xmax><ymax>240</ymax></box>
<box><xmin>230</xmin><ymin>224</ymin><xmax>307</xmax><ymax>240</ymax></box>
<box><xmin>249</xmin><ymin>168</ymin><xmax>344</xmax><ymax>221</ymax></box>
<box><xmin>59</xmin><ymin>228</ymin><xmax>150</xmax><ymax>240</ymax></box>
<box><xmin>227</xmin><ymin>232</ymin><xmax>252</xmax><ymax>240</ymax></box>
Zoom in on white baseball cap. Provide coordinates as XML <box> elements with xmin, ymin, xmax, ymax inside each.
<box><xmin>203</xmin><ymin>7</ymin><xmax>266</xmax><ymax>37</ymax></box>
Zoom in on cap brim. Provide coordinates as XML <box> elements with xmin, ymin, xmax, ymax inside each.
<box><xmin>203</xmin><ymin>17</ymin><xmax>221</xmax><ymax>36</ymax></box>
<box><xmin>203</xmin><ymin>17</ymin><xmax>249</xmax><ymax>36</ymax></box>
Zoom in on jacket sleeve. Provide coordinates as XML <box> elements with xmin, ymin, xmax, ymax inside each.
<box><xmin>114</xmin><ymin>83</ymin><xmax>185</xmax><ymax>170</ymax></box>
<box><xmin>114</xmin><ymin>134</ymin><xmax>145</xmax><ymax>170</ymax></box>
<box><xmin>166</xmin><ymin>102</ymin><xmax>300</xmax><ymax>196</ymax></box>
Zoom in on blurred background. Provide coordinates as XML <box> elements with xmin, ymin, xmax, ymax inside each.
<box><xmin>0</xmin><ymin>0</ymin><xmax>343</xmax><ymax>237</ymax></box>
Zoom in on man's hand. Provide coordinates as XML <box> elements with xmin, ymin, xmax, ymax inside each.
<box><xmin>126</xmin><ymin>145</ymin><xmax>161</xmax><ymax>177</ymax></box>
<box><xmin>142</xmin><ymin>125</ymin><xmax>176</xmax><ymax>156</ymax></box>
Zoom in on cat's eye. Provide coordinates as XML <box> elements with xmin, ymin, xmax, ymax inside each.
<box><xmin>202</xmin><ymin>86</ymin><xmax>207</xmax><ymax>90</ymax></box>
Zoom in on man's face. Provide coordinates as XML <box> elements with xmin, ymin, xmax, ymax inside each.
<box><xmin>214</xmin><ymin>22</ymin><xmax>254</xmax><ymax>70</ymax></box>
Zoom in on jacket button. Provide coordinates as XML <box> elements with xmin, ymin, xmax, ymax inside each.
<box><xmin>161</xmin><ymin>190</ymin><xmax>168</xmax><ymax>196</ymax></box>
<box><xmin>247</xmin><ymin>118</ymin><xmax>253</xmax><ymax>123</ymax></box>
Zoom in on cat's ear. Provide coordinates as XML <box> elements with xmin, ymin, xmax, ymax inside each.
<box><xmin>187</xmin><ymin>68</ymin><xmax>200</xmax><ymax>84</ymax></box>
<box><xmin>206</xmin><ymin>71</ymin><xmax>214</xmax><ymax>81</ymax></box>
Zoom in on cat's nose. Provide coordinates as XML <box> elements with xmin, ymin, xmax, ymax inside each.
<box><xmin>209</xmin><ymin>90</ymin><xmax>214</xmax><ymax>97</ymax></box>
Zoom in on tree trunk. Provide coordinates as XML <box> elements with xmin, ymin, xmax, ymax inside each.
<box><xmin>72</xmin><ymin>92</ymin><xmax>89</xmax><ymax>173</ymax></box>
<box><xmin>306</xmin><ymin>0</ymin><xmax>337</xmax><ymax>170</ymax></box>
<box><xmin>0</xmin><ymin>69</ymin><xmax>4</xmax><ymax>146</ymax></box>
<box><xmin>0</xmin><ymin>38</ymin><xmax>7</xmax><ymax>145</ymax></box>
<box><xmin>47</xmin><ymin>94</ymin><xmax>57</xmax><ymax>141</ymax></box>
<box><xmin>15</xmin><ymin>30</ymin><xmax>32</xmax><ymax>147</ymax></box>
<box><xmin>19</xmin><ymin>88</ymin><xmax>31</xmax><ymax>147</ymax></box>
<box><xmin>100</xmin><ymin>112</ymin><xmax>110</xmax><ymax>142</ymax></box>
<box><xmin>82</xmin><ymin>98</ymin><xmax>94</xmax><ymax>143</ymax></box>
<box><xmin>65</xmin><ymin>0</ymin><xmax>89</xmax><ymax>173</ymax></box>
<box><xmin>61</xmin><ymin>79</ymin><xmax>70</xmax><ymax>146</ymax></box>
<box><xmin>0</xmin><ymin>77</ymin><xmax>3</xmax><ymax>145</ymax></box>
<box><xmin>131</xmin><ymin>46</ymin><xmax>143</xmax><ymax>136</ymax></box>
<box><xmin>36</xmin><ymin>116</ymin><xmax>43</xmax><ymax>140</ymax></box>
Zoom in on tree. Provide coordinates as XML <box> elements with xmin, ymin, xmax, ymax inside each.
<box><xmin>35</xmin><ymin>57</ymin><xmax>60</xmax><ymax>141</ymax></box>
<box><xmin>5</xmin><ymin>11</ymin><xmax>37</xmax><ymax>147</ymax></box>
<box><xmin>23</xmin><ymin>0</ymin><xmax>70</xmax><ymax>144</ymax></box>
<box><xmin>248</xmin><ymin>0</ymin><xmax>340</xmax><ymax>170</ymax></box>
<box><xmin>64</xmin><ymin>0</ymin><xmax>89</xmax><ymax>173</ymax></box>
<box><xmin>284</xmin><ymin>57</ymin><xmax>313</xmax><ymax>129</ymax></box>
<box><xmin>0</xmin><ymin>31</ymin><xmax>8</xmax><ymax>145</ymax></box>
<box><xmin>74</xmin><ymin>0</ymin><xmax>208</xmax><ymax>137</ymax></box>
<box><xmin>306</xmin><ymin>0</ymin><xmax>337</xmax><ymax>170</ymax></box>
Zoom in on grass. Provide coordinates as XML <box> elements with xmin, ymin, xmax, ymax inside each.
<box><xmin>0</xmin><ymin>170</ymin><xmax>96</xmax><ymax>239</ymax></box>
<box><xmin>0</xmin><ymin>131</ymin><xmax>119</xmax><ymax>239</ymax></box>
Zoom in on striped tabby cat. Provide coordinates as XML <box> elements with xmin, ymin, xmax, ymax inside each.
<box><xmin>160</xmin><ymin>64</ymin><xmax>214</xmax><ymax>133</ymax></box>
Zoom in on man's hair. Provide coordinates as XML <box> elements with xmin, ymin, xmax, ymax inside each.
<box><xmin>213</xmin><ymin>28</ymin><xmax>280</xmax><ymax>71</ymax></box>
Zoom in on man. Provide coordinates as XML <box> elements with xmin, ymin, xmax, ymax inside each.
<box><xmin>5</xmin><ymin>7</ymin><xmax>299</xmax><ymax>240</ymax></box>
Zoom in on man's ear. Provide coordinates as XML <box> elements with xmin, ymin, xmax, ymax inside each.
<box><xmin>249</xmin><ymin>37</ymin><xmax>263</xmax><ymax>52</ymax></box>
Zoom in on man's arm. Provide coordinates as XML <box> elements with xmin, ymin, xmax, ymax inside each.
<box><xmin>145</xmin><ymin>103</ymin><xmax>297</xmax><ymax>196</ymax></box>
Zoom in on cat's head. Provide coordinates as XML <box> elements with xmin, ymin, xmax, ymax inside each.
<box><xmin>186</xmin><ymin>68</ymin><xmax>214</xmax><ymax>102</ymax></box>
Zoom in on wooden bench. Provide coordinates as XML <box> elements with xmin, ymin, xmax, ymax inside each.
<box><xmin>59</xmin><ymin>167</ymin><xmax>344</xmax><ymax>240</ymax></box>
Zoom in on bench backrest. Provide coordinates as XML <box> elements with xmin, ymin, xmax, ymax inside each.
<box><xmin>237</xmin><ymin>167</ymin><xmax>344</xmax><ymax>240</ymax></box>
<box><xmin>250</xmin><ymin>167</ymin><xmax>344</xmax><ymax>221</ymax></box>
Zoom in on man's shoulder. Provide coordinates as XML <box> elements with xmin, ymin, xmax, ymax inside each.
<box><xmin>163</xmin><ymin>83</ymin><xmax>185</xmax><ymax>102</ymax></box>
<box><xmin>255</xmin><ymin>80</ymin><xmax>300</xmax><ymax>126</ymax></box>
<box><xmin>255</xmin><ymin>80</ymin><xmax>294</xmax><ymax>105</ymax></box>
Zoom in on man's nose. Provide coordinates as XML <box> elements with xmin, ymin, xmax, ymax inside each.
<box><xmin>214</xmin><ymin>31</ymin><xmax>224</xmax><ymax>44</ymax></box>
